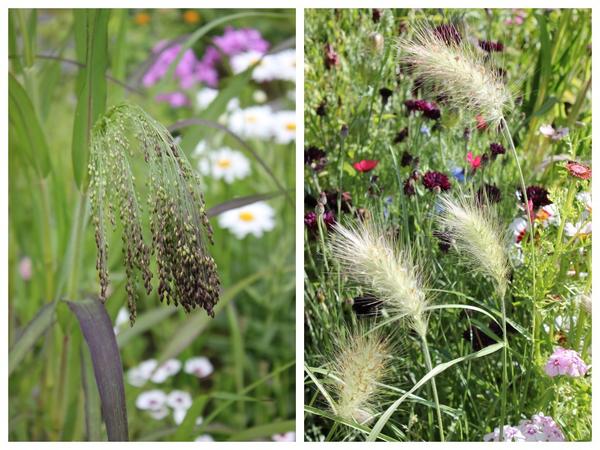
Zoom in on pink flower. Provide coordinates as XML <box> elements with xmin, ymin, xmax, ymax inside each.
<box><xmin>19</xmin><ymin>256</ymin><xmax>32</xmax><ymax>281</ymax></box>
<box><xmin>544</xmin><ymin>347</ymin><xmax>588</xmax><ymax>377</ymax></box>
<box><xmin>484</xmin><ymin>425</ymin><xmax>525</xmax><ymax>442</ymax></box>
<box><xmin>484</xmin><ymin>413</ymin><xmax>565</xmax><ymax>442</ymax></box>
<box><xmin>353</xmin><ymin>160</ymin><xmax>379</xmax><ymax>173</ymax></box>
<box><xmin>466</xmin><ymin>151</ymin><xmax>482</xmax><ymax>170</ymax></box>
<box><xmin>155</xmin><ymin>92</ymin><xmax>189</xmax><ymax>108</ymax></box>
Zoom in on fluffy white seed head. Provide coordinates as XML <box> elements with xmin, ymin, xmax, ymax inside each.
<box><xmin>437</xmin><ymin>195</ymin><xmax>509</xmax><ymax>297</ymax></box>
<box><xmin>330</xmin><ymin>328</ymin><xmax>390</xmax><ymax>424</ymax></box>
<box><xmin>330</xmin><ymin>221</ymin><xmax>428</xmax><ymax>335</ymax></box>
<box><xmin>398</xmin><ymin>24</ymin><xmax>512</xmax><ymax>128</ymax></box>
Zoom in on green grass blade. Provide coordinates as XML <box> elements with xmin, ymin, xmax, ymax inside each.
<box><xmin>71</xmin><ymin>9</ymin><xmax>109</xmax><ymax>190</ymax></box>
<box><xmin>116</xmin><ymin>306</ymin><xmax>176</xmax><ymax>348</ymax></box>
<box><xmin>66</xmin><ymin>298</ymin><xmax>128</xmax><ymax>441</ymax></box>
<box><xmin>9</xmin><ymin>302</ymin><xmax>55</xmax><ymax>376</ymax></box>
<box><xmin>227</xmin><ymin>420</ymin><xmax>295</xmax><ymax>441</ymax></box>
<box><xmin>367</xmin><ymin>342</ymin><xmax>505</xmax><ymax>441</ymax></box>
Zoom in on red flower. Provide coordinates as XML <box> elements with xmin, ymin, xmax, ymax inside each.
<box><xmin>566</xmin><ymin>161</ymin><xmax>591</xmax><ymax>180</ymax></box>
<box><xmin>475</xmin><ymin>115</ymin><xmax>488</xmax><ymax>131</ymax></box>
<box><xmin>422</xmin><ymin>171</ymin><xmax>451</xmax><ymax>192</ymax></box>
<box><xmin>353</xmin><ymin>160</ymin><xmax>379</xmax><ymax>173</ymax></box>
<box><xmin>466</xmin><ymin>151</ymin><xmax>482</xmax><ymax>170</ymax></box>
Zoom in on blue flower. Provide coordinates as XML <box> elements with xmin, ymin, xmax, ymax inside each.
<box><xmin>451</xmin><ymin>166</ymin><xmax>465</xmax><ymax>183</ymax></box>
<box><xmin>420</xmin><ymin>125</ymin><xmax>430</xmax><ymax>136</ymax></box>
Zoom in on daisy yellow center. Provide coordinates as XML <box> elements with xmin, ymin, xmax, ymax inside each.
<box><xmin>217</xmin><ymin>158</ymin><xmax>231</xmax><ymax>169</ymax></box>
<box><xmin>286</xmin><ymin>122</ymin><xmax>296</xmax><ymax>131</ymax></box>
<box><xmin>536</xmin><ymin>209</ymin><xmax>550</xmax><ymax>221</ymax></box>
<box><xmin>245</xmin><ymin>115</ymin><xmax>258</xmax><ymax>124</ymax></box>
<box><xmin>239</xmin><ymin>211</ymin><xmax>255</xmax><ymax>222</ymax></box>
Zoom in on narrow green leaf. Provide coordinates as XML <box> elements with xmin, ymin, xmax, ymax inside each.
<box><xmin>367</xmin><ymin>342</ymin><xmax>505</xmax><ymax>441</ymax></box>
<box><xmin>116</xmin><ymin>305</ymin><xmax>177</xmax><ymax>348</ymax></box>
<box><xmin>66</xmin><ymin>298</ymin><xmax>128</xmax><ymax>441</ymax></box>
<box><xmin>9</xmin><ymin>302</ymin><xmax>55</xmax><ymax>375</ymax></box>
<box><xmin>8</xmin><ymin>73</ymin><xmax>52</xmax><ymax>177</ymax></box>
<box><xmin>71</xmin><ymin>9</ymin><xmax>110</xmax><ymax>190</ymax></box>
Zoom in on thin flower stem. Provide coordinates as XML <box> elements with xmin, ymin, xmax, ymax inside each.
<box><xmin>420</xmin><ymin>332</ymin><xmax>445</xmax><ymax>442</ymax></box>
<box><xmin>498</xmin><ymin>287</ymin><xmax>509</xmax><ymax>443</ymax></box>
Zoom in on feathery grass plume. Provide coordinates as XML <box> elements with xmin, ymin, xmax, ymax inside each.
<box><xmin>329</xmin><ymin>327</ymin><xmax>391</xmax><ymax>424</ymax></box>
<box><xmin>436</xmin><ymin>195</ymin><xmax>509</xmax><ymax>297</ymax></box>
<box><xmin>398</xmin><ymin>23</ymin><xmax>512</xmax><ymax>128</ymax></box>
<box><xmin>89</xmin><ymin>103</ymin><xmax>220</xmax><ymax>324</ymax></box>
<box><xmin>330</xmin><ymin>221</ymin><xmax>428</xmax><ymax>336</ymax></box>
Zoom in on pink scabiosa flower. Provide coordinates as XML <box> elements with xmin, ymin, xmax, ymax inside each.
<box><xmin>422</xmin><ymin>171</ymin><xmax>451</xmax><ymax>192</ymax></box>
<box><xmin>544</xmin><ymin>347</ymin><xmax>588</xmax><ymax>377</ymax></box>
<box><xmin>566</xmin><ymin>160</ymin><xmax>592</xmax><ymax>180</ymax></box>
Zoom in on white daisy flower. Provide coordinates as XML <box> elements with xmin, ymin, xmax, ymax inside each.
<box><xmin>271</xmin><ymin>48</ymin><xmax>296</xmax><ymax>82</ymax></box>
<box><xmin>227</xmin><ymin>105</ymin><xmax>273</xmax><ymax>140</ymax></box>
<box><xmin>253</xmin><ymin>89</ymin><xmax>267</xmax><ymax>103</ymax></box>
<box><xmin>230</xmin><ymin>50</ymin><xmax>265</xmax><ymax>76</ymax></box>
<box><xmin>271</xmin><ymin>110</ymin><xmax>296</xmax><ymax>144</ymax></box>
<box><xmin>272</xmin><ymin>431</ymin><xmax>296</xmax><ymax>442</ymax></box>
<box><xmin>196</xmin><ymin>87</ymin><xmax>218</xmax><ymax>110</ymax></box>
<box><xmin>536</xmin><ymin>203</ymin><xmax>560</xmax><ymax>228</ymax></box>
<box><xmin>184</xmin><ymin>356</ymin><xmax>214</xmax><ymax>378</ymax></box>
<box><xmin>198</xmin><ymin>147</ymin><xmax>250</xmax><ymax>184</ymax></box>
<box><xmin>150</xmin><ymin>359</ymin><xmax>182</xmax><ymax>383</ymax></box>
<box><xmin>194</xmin><ymin>434</ymin><xmax>215</xmax><ymax>442</ymax></box>
<box><xmin>218</xmin><ymin>201</ymin><xmax>276</xmax><ymax>239</ymax></box>
<box><xmin>577</xmin><ymin>191</ymin><xmax>592</xmax><ymax>212</ymax></box>
<box><xmin>136</xmin><ymin>390</ymin><xmax>167</xmax><ymax>411</ymax></box>
<box><xmin>564</xmin><ymin>220</ymin><xmax>592</xmax><ymax>238</ymax></box>
<box><xmin>167</xmin><ymin>390</ymin><xmax>192</xmax><ymax>411</ymax></box>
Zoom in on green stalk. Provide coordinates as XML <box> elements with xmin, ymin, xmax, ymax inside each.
<box><xmin>419</xmin><ymin>331</ymin><xmax>445</xmax><ymax>442</ymax></box>
<box><xmin>497</xmin><ymin>286</ymin><xmax>509</xmax><ymax>442</ymax></box>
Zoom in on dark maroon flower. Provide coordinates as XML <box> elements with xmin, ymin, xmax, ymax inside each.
<box><xmin>490</xmin><ymin>142</ymin><xmax>506</xmax><ymax>158</ymax></box>
<box><xmin>476</xmin><ymin>184</ymin><xmax>502</xmax><ymax>204</ymax></box>
<box><xmin>404</xmin><ymin>99</ymin><xmax>419</xmax><ymax>112</ymax></box>
<box><xmin>379</xmin><ymin>87</ymin><xmax>393</xmax><ymax>106</ymax></box>
<box><xmin>434</xmin><ymin>23</ymin><xmax>462</xmax><ymax>45</ymax></box>
<box><xmin>422</xmin><ymin>171</ymin><xmax>451</xmax><ymax>192</ymax></box>
<box><xmin>323</xmin><ymin>210</ymin><xmax>336</xmax><ymax>229</ymax></box>
<box><xmin>463</xmin><ymin>127</ymin><xmax>471</xmax><ymax>141</ymax></box>
<box><xmin>352</xmin><ymin>294</ymin><xmax>383</xmax><ymax>315</ymax></box>
<box><xmin>526</xmin><ymin>185</ymin><xmax>551</xmax><ymax>209</ymax></box>
<box><xmin>304</xmin><ymin>146</ymin><xmax>327</xmax><ymax>172</ymax></box>
<box><xmin>404</xmin><ymin>99</ymin><xmax>440</xmax><ymax>120</ymax></box>
<box><xmin>433</xmin><ymin>230</ymin><xmax>452</xmax><ymax>253</ymax></box>
<box><xmin>566</xmin><ymin>161</ymin><xmax>592</xmax><ymax>180</ymax></box>
<box><xmin>324</xmin><ymin>43</ymin><xmax>340</xmax><ymax>69</ymax></box>
<box><xmin>403</xmin><ymin>178</ymin><xmax>416</xmax><ymax>196</ymax></box>
<box><xmin>325</xmin><ymin>190</ymin><xmax>352</xmax><ymax>213</ymax></box>
<box><xmin>479</xmin><ymin>40</ymin><xmax>504</xmax><ymax>52</ymax></box>
<box><xmin>394</xmin><ymin>127</ymin><xmax>409</xmax><ymax>143</ymax></box>
<box><xmin>372</xmin><ymin>9</ymin><xmax>383</xmax><ymax>23</ymax></box>
<box><xmin>304</xmin><ymin>211</ymin><xmax>317</xmax><ymax>230</ymax></box>
<box><xmin>340</xmin><ymin>124</ymin><xmax>349</xmax><ymax>138</ymax></box>
<box><xmin>316</xmin><ymin>101</ymin><xmax>327</xmax><ymax>117</ymax></box>
<box><xmin>353</xmin><ymin>159</ymin><xmax>379</xmax><ymax>172</ymax></box>
<box><xmin>400</xmin><ymin>151</ymin><xmax>415</xmax><ymax>167</ymax></box>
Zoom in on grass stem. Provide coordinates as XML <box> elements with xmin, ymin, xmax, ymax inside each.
<box><xmin>420</xmin><ymin>332</ymin><xmax>445</xmax><ymax>442</ymax></box>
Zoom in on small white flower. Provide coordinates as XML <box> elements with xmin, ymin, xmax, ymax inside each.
<box><xmin>127</xmin><ymin>367</ymin><xmax>146</xmax><ymax>387</ymax></box>
<box><xmin>173</xmin><ymin>407</ymin><xmax>187</xmax><ymax>425</ymax></box>
<box><xmin>167</xmin><ymin>390</ymin><xmax>192</xmax><ymax>411</ymax></box>
<box><xmin>227</xmin><ymin>106</ymin><xmax>273</xmax><ymax>140</ymax></box>
<box><xmin>564</xmin><ymin>220</ymin><xmax>592</xmax><ymax>238</ymax></box>
<box><xmin>150</xmin><ymin>359</ymin><xmax>182</xmax><ymax>383</ymax></box>
<box><xmin>136</xmin><ymin>390</ymin><xmax>167</xmax><ymax>411</ymax></box>
<box><xmin>113</xmin><ymin>307</ymin><xmax>129</xmax><ymax>335</ymax></box>
<box><xmin>198</xmin><ymin>147</ymin><xmax>250</xmax><ymax>184</ymax></box>
<box><xmin>227</xmin><ymin>97</ymin><xmax>240</xmax><ymax>112</ymax></box>
<box><xmin>230</xmin><ymin>50</ymin><xmax>265</xmax><ymax>76</ymax></box>
<box><xmin>253</xmin><ymin>89</ymin><xmax>267</xmax><ymax>103</ymax></box>
<box><xmin>196</xmin><ymin>87</ymin><xmax>218</xmax><ymax>110</ymax></box>
<box><xmin>194</xmin><ymin>434</ymin><xmax>215</xmax><ymax>442</ymax></box>
<box><xmin>271</xmin><ymin>110</ymin><xmax>296</xmax><ymax>144</ymax></box>
<box><xmin>539</xmin><ymin>124</ymin><xmax>555</xmax><ymax>137</ymax></box>
<box><xmin>196</xmin><ymin>416</ymin><xmax>204</xmax><ymax>426</ymax></box>
<box><xmin>218</xmin><ymin>201</ymin><xmax>276</xmax><ymax>239</ymax></box>
<box><xmin>272</xmin><ymin>431</ymin><xmax>296</xmax><ymax>441</ymax></box>
<box><xmin>576</xmin><ymin>191</ymin><xmax>592</xmax><ymax>212</ymax></box>
<box><xmin>184</xmin><ymin>356</ymin><xmax>214</xmax><ymax>378</ymax></box>
<box><xmin>148</xmin><ymin>406</ymin><xmax>170</xmax><ymax>420</ymax></box>
<box><xmin>272</xmin><ymin>48</ymin><xmax>296</xmax><ymax>82</ymax></box>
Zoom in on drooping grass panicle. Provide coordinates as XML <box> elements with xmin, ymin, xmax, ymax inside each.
<box><xmin>436</xmin><ymin>195</ymin><xmax>509</xmax><ymax>297</ymax></box>
<box><xmin>329</xmin><ymin>327</ymin><xmax>391</xmax><ymax>424</ymax></box>
<box><xmin>89</xmin><ymin>103</ymin><xmax>220</xmax><ymax>323</ymax></box>
<box><xmin>398</xmin><ymin>23</ymin><xmax>513</xmax><ymax>128</ymax></box>
<box><xmin>330</xmin><ymin>220</ymin><xmax>429</xmax><ymax>336</ymax></box>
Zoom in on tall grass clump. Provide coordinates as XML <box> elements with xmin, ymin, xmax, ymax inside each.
<box><xmin>329</xmin><ymin>328</ymin><xmax>391</xmax><ymax>424</ymax></box>
<box><xmin>330</xmin><ymin>220</ymin><xmax>445</xmax><ymax>439</ymax></box>
<box><xmin>89</xmin><ymin>103</ymin><xmax>220</xmax><ymax>323</ymax></box>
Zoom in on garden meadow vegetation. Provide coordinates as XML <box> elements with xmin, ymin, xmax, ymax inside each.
<box><xmin>304</xmin><ymin>8</ymin><xmax>591</xmax><ymax>442</ymax></box>
<box><xmin>9</xmin><ymin>9</ymin><xmax>295</xmax><ymax>442</ymax></box>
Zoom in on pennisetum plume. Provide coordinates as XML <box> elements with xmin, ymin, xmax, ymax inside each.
<box><xmin>89</xmin><ymin>103</ymin><xmax>220</xmax><ymax>324</ymax></box>
<box><xmin>328</xmin><ymin>327</ymin><xmax>391</xmax><ymax>425</ymax></box>
<box><xmin>398</xmin><ymin>23</ymin><xmax>513</xmax><ymax>129</ymax></box>
<box><xmin>330</xmin><ymin>220</ymin><xmax>445</xmax><ymax>439</ymax></box>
